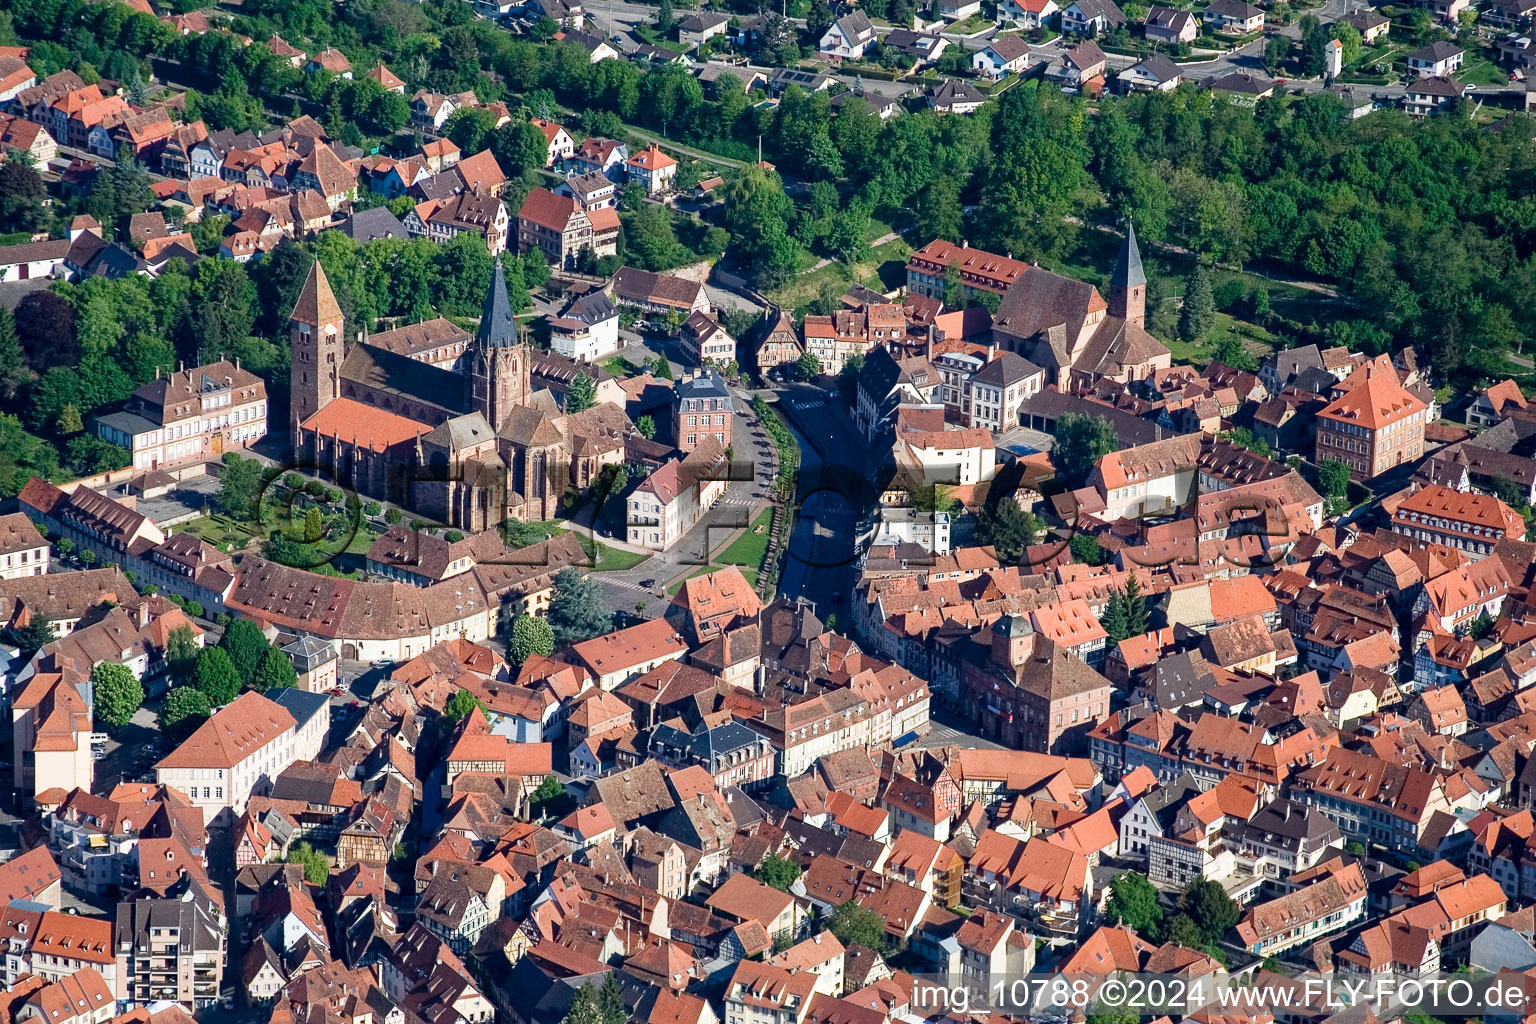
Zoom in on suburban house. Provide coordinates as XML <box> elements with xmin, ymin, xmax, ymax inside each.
<box><xmin>1466</xmin><ymin>380</ymin><xmax>1527</xmax><ymax>428</ymax></box>
<box><xmin>678</xmin><ymin>12</ymin><xmax>731</xmax><ymax>46</ymax></box>
<box><xmin>1343</xmin><ymin>7</ymin><xmax>1391</xmax><ymax>41</ymax></box>
<box><xmin>568</xmin><ymin>137</ymin><xmax>628</xmax><ymax>180</ymax></box>
<box><xmin>1118</xmin><ymin>54</ymin><xmax>1183</xmax><ymax>92</ymax></box>
<box><xmin>1045</xmin><ymin>40</ymin><xmax>1108</xmax><ymax>89</ymax></box>
<box><xmin>928</xmin><ymin>78</ymin><xmax>988</xmax><ymax>114</ymax></box>
<box><xmin>1204</xmin><ymin>71</ymin><xmax>1276</xmax><ymax>103</ymax></box>
<box><xmin>819</xmin><ymin>12</ymin><xmax>879</xmax><ymax>60</ymax></box>
<box><xmin>549</xmin><ymin>291</ymin><xmax>620</xmax><ymax>362</ymax></box>
<box><xmin>626</xmin><ymin>145</ymin><xmax>679</xmax><ymax>195</ymax></box>
<box><xmin>1145</xmin><ymin>5</ymin><xmax>1198</xmax><ymax>40</ymax></box>
<box><xmin>1059</xmin><ymin>0</ymin><xmax>1127</xmax><ymax>35</ymax></box>
<box><xmin>1202</xmin><ymin>0</ymin><xmax>1264</xmax><ymax>32</ymax></box>
<box><xmin>997</xmin><ymin>0</ymin><xmax>1058</xmax><ymax>26</ymax></box>
<box><xmin>530</xmin><ymin>118</ymin><xmax>577</xmax><ymax>165</ymax></box>
<box><xmin>681</xmin><ymin>312</ymin><xmax>737</xmax><ymax>366</ymax></box>
<box><xmin>939</xmin><ymin>0</ymin><xmax>983</xmax><ymax>20</ymax></box>
<box><xmin>1407</xmin><ymin>41</ymin><xmax>1464</xmax><ymax>76</ymax></box>
<box><xmin>1405</xmin><ymin>74</ymin><xmax>1467</xmax><ymax>114</ymax></box>
<box><xmin>974</xmin><ymin>36</ymin><xmax>1032</xmax><ymax>78</ymax></box>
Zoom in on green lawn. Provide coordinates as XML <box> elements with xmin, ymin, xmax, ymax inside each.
<box><xmin>1456</xmin><ymin>58</ymin><xmax>1508</xmax><ymax>86</ymax></box>
<box><xmin>946</xmin><ymin>14</ymin><xmax>993</xmax><ymax>32</ymax></box>
<box><xmin>716</xmin><ymin>509</ymin><xmax>772</xmax><ymax>568</ymax></box>
<box><xmin>762</xmin><ymin>235</ymin><xmax>914</xmax><ymax>311</ymax></box>
<box><xmin>174</xmin><ymin>514</ymin><xmax>260</xmax><ymax>549</ymax></box>
<box><xmin>603</xmin><ymin>354</ymin><xmax>644</xmax><ymax>378</ymax></box>
<box><xmin>503</xmin><ymin>518</ymin><xmax>568</xmax><ymax>546</ymax></box>
<box><xmin>587</xmin><ymin>540</ymin><xmax>649</xmax><ymax>571</ymax></box>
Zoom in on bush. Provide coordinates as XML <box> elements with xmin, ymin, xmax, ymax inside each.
<box><xmin>1211</xmin><ymin>278</ymin><xmax>1246</xmax><ymax>311</ymax></box>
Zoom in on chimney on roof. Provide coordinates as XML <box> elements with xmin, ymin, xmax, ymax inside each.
<box><xmin>961</xmin><ymin>239</ymin><xmax>968</xmax><ymax>249</ymax></box>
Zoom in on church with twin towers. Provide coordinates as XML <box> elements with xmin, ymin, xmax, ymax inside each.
<box><xmin>287</xmin><ymin>257</ymin><xmax>614</xmax><ymax>530</ymax></box>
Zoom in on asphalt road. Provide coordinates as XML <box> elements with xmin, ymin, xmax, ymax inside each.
<box><xmin>773</xmin><ymin>383</ymin><xmax>880</xmax><ymax>623</ymax></box>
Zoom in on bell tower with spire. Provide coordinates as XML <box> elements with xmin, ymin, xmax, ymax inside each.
<box><xmin>1109</xmin><ymin>221</ymin><xmax>1146</xmax><ymax>328</ymax></box>
<box><xmin>290</xmin><ymin>261</ymin><xmax>345</xmax><ymax>438</ymax></box>
<box><xmin>468</xmin><ymin>257</ymin><xmax>531</xmax><ymax>430</ymax></box>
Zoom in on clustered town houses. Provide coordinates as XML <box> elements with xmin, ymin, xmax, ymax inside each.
<box><xmin>0</xmin><ymin>0</ymin><xmax>1534</xmax><ymax>1017</ymax></box>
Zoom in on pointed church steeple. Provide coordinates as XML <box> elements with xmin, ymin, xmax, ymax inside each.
<box><xmin>1109</xmin><ymin>221</ymin><xmax>1146</xmax><ymax>328</ymax></box>
<box><xmin>469</xmin><ymin>256</ymin><xmax>530</xmax><ymax>429</ymax></box>
<box><xmin>291</xmin><ymin>260</ymin><xmax>343</xmax><ymax>327</ymax></box>
<box><xmin>290</xmin><ymin>259</ymin><xmax>345</xmax><ymax>439</ymax></box>
<box><xmin>478</xmin><ymin>256</ymin><xmax>518</xmax><ymax>349</ymax></box>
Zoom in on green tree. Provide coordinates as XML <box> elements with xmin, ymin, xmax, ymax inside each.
<box><xmin>1120</xmin><ymin>575</ymin><xmax>1147</xmax><ymax>636</ymax></box>
<box><xmin>159</xmin><ymin>685</ymin><xmax>212</xmax><ymax>742</ymax></box>
<box><xmin>1052</xmin><ymin>413</ymin><xmax>1119</xmax><ymax>488</ymax></box>
<box><xmin>1164</xmin><ymin>914</ymin><xmax>1204</xmax><ymax>948</ymax></box>
<box><xmin>531</xmin><ymin>774</ymin><xmax>564</xmax><ymax>806</ymax></box>
<box><xmin>1263</xmin><ymin>34</ymin><xmax>1291</xmax><ymax>72</ymax></box>
<box><xmin>566</xmin><ymin>373</ymin><xmax>598</xmax><ymax>413</ymax></box>
<box><xmin>1070</xmin><ymin>533</ymin><xmax>1106</xmax><ymax>566</ymax></box>
<box><xmin>797</xmin><ymin>351</ymin><xmax>821</xmax><ymax>380</ymax></box>
<box><xmin>1180</xmin><ymin>878</ymin><xmax>1241</xmax><ymax>946</ymax></box>
<box><xmin>563</xmin><ymin>983</ymin><xmax>603</xmax><ymax>1024</ymax></box>
<box><xmin>636</xmin><ymin>415</ymin><xmax>656</xmax><ymax>439</ymax></box>
<box><xmin>1101</xmin><ymin>593</ymin><xmax>1129</xmax><ymax>644</ymax></box>
<box><xmin>828</xmin><ymin>900</ymin><xmax>887</xmax><ymax>950</ymax></box>
<box><xmin>492</xmin><ymin>117</ymin><xmax>555</xmax><ymax>176</ymax></box>
<box><xmin>253</xmin><ymin>646</ymin><xmax>298</xmax><ymax>692</ymax></box>
<box><xmin>220</xmin><ymin>617</ymin><xmax>270</xmax><ymax>688</ymax></box>
<box><xmin>1319</xmin><ymin>458</ymin><xmax>1352</xmax><ymax>514</ymax></box>
<box><xmin>1178</xmin><ymin>264</ymin><xmax>1216</xmax><ymax>341</ymax></box>
<box><xmin>13</xmin><ymin>613</ymin><xmax>55</xmax><ymax>652</ymax></box>
<box><xmin>1210</xmin><ymin>333</ymin><xmax>1258</xmax><ymax>372</ymax></box>
<box><xmin>217</xmin><ymin>454</ymin><xmax>264</xmax><ymax>518</ymax></box>
<box><xmin>651</xmin><ymin>355</ymin><xmax>674</xmax><ymax>380</ymax></box>
<box><xmin>444</xmin><ymin>687</ymin><xmax>489</xmax><ymax>724</ymax></box>
<box><xmin>302</xmin><ymin>505</ymin><xmax>324</xmax><ymax>543</ymax></box>
<box><xmin>547</xmin><ymin>568</ymin><xmax>611</xmax><ymax>645</ymax></box>
<box><xmin>596</xmin><ymin>973</ymin><xmax>626</xmax><ymax>1024</ymax></box>
<box><xmin>722</xmin><ymin>165</ymin><xmax>799</xmax><ymax>288</ymax></box>
<box><xmin>509</xmin><ymin>614</ymin><xmax>556</xmax><ymax>665</ymax></box>
<box><xmin>286</xmin><ymin>841</ymin><xmax>329</xmax><ymax>886</ymax></box>
<box><xmin>194</xmin><ymin>646</ymin><xmax>241</xmax><ymax>706</ymax></box>
<box><xmin>444</xmin><ymin>106</ymin><xmax>497</xmax><ymax>153</ymax></box>
<box><xmin>0</xmin><ymin>306</ymin><xmax>26</xmax><ymax>399</ymax></box>
<box><xmin>977</xmin><ymin>498</ymin><xmax>1043</xmax><ymax>563</ymax></box>
<box><xmin>91</xmin><ymin>661</ymin><xmax>144</xmax><ymax>728</ymax></box>
<box><xmin>166</xmin><ymin>624</ymin><xmax>200</xmax><ymax>685</ymax></box>
<box><xmin>657</xmin><ymin>0</ymin><xmax>674</xmax><ymax>28</ymax></box>
<box><xmin>1332</xmin><ymin>20</ymin><xmax>1362</xmax><ymax>65</ymax></box>
<box><xmin>755</xmin><ymin>853</ymin><xmax>802</xmax><ymax>891</ymax></box>
<box><xmin>58</xmin><ymin>403</ymin><xmax>83</xmax><ymax>434</ymax></box>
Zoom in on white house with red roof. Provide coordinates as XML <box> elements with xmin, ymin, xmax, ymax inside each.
<box><xmin>530</xmin><ymin>117</ymin><xmax>576</xmax><ymax>165</ymax></box>
<box><xmin>626</xmin><ymin>144</ymin><xmax>678</xmax><ymax>195</ymax></box>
